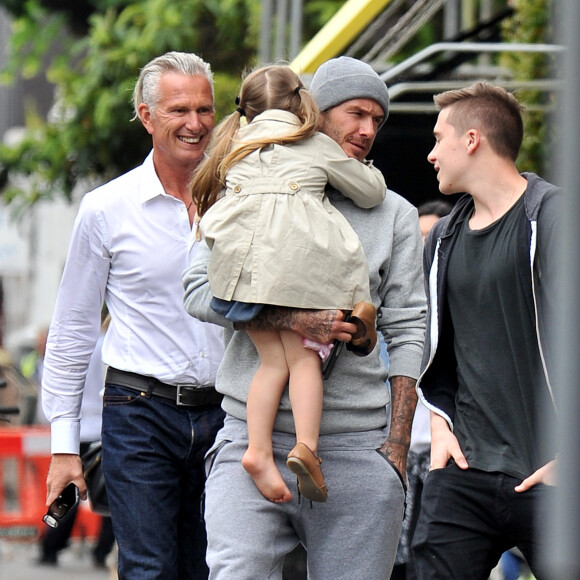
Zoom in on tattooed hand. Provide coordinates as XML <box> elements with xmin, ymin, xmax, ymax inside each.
<box><xmin>378</xmin><ymin>439</ymin><xmax>409</xmax><ymax>486</ymax></box>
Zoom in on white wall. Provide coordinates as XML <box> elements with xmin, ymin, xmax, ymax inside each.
<box><xmin>1</xmin><ymin>197</ymin><xmax>79</xmax><ymax>355</ymax></box>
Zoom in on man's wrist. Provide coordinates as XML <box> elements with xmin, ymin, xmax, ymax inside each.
<box><xmin>383</xmin><ymin>437</ymin><xmax>408</xmax><ymax>448</ymax></box>
<box><xmin>430</xmin><ymin>412</ymin><xmax>450</xmax><ymax>432</ymax></box>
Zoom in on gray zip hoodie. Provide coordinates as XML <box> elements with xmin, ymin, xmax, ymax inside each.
<box><xmin>417</xmin><ymin>172</ymin><xmax>561</xmax><ymax>429</ymax></box>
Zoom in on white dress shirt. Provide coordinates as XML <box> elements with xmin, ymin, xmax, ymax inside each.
<box><xmin>42</xmin><ymin>151</ymin><xmax>224</xmax><ymax>454</ymax></box>
<box><xmin>79</xmin><ymin>331</ymin><xmax>106</xmax><ymax>443</ymax></box>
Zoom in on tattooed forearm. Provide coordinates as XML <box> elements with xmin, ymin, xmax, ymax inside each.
<box><xmin>380</xmin><ymin>375</ymin><xmax>417</xmax><ymax>455</ymax></box>
<box><xmin>378</xmin><ymin>375</ymin><xmax>417</xmax><ymax>480</ymax></box>
<box><xmin>234</xmin><ymin>307</ymin><xmax>340</xmax><ymax>343</ymax></box>
<box><xmin>234</xmin><ymin>306</ymin><xmax>296</xmax><ymax>332</ymax></box>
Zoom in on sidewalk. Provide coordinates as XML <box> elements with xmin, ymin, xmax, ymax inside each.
<box><xmin>0</xmin><ymin>538</ymin><xmax>116</xmax><ymax>580</ymax></box>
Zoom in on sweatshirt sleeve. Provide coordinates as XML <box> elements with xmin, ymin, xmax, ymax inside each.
<box><xmin>376</xmin><ymin>200</ymin><xmax>427</xmax><ymax>380</ymax></box>
<box><xmin>182</xmin><ymin>239</ymin><xmax>234</xmax><ymax>329</ymax></box>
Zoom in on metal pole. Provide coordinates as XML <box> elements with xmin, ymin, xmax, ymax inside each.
<box><xmin>259</xmin><ymin>0</ymin><xmax>274</xmax><ymax>64</ymax></box>
<box><xmin>479</xmin><ymin>0</ymin><xmax>492</xmax><ymax>66</ymax></box>
<box><xmin>275</xmin><ymin>0</ymin><xmax>288</xmax><ymax>61</ymax></box>
<box><xmin>289</xmin><ymin>0</ymin><xmax>303</xmax><ymax>61</ymax></box>
<box><xmin>443</xmin><ymin>0</ymin><xmax>459</xmax><ymax>39</ymax></box>
<box><xmin>380</xmin><ymin>42</ymin><xmax>564</xmax><ymax>83</ymax></box>
<box><xmin>546</xmin><ymin>0</ymin><xmax>580</xmax><ymax>576</ymax></box>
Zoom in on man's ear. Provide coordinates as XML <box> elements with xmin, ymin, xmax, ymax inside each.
<box><xmin>465</xmin><ymin>128</ymin><xmax>481</xmax><ymax>154</ymax></box>
<box><xmin>138</xmin><ymin>103</ymin><xmax>154</xmax><ymax>135</ymax></box>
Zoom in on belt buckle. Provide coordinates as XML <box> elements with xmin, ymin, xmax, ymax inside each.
<box><xmin>175</xmin><ymin>384</ymin><xmax>200</xmax><ymax>406</ymax></box>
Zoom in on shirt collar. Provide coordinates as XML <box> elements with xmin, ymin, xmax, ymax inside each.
<box><xmin>137</xmin><ymin>150</ymin><xmax>212</xmax><ymax>206</ymax></box>
<box><xmin>138</xmin><ymin>150</ymin><xmax>167</xmax><ymax>205</ymax></box>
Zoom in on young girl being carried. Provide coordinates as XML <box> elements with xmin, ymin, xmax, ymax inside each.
<box><xmin>190</xmin><ymin>65</ymin><xmax>386</xmax><ymax>503</ymax></box>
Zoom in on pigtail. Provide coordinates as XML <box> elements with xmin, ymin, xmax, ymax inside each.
<box><xmin>190</xmin><ymin>111</ymin><xmax>243</xmax><ymax>219</ymax></box>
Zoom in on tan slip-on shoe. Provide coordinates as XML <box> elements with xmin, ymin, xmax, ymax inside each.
<box><xmin>286</xmin><ymin>442</ymin><xmax>328</xmax><ymax>502</ymax></box>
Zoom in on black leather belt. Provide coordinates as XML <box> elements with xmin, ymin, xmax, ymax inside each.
<box><xmin>106</xmin><ymin>368</ymin><xmax>223</xmax><ymax>407</ymax></box>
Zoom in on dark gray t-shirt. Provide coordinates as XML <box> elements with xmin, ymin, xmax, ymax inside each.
<box><xmin>447</xmin><ymin>196</ymin><xmax>549</xmax><ymax>480</ymax></box>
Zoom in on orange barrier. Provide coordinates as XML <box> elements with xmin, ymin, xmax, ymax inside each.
<box><xmin>0</xmin><ymin>425</ymin><xmax>101</xmax><ymax>540</ymax></box>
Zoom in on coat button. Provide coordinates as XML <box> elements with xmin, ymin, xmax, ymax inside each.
<box><xmin>289</xmin><ymin>182</ymin><xmax>299</xmax><ymax>191</ymax></box>
<box><xmin>233</xmin><ymin>185</ymin><xmax>242</xmax><ymax>193</ymax></box>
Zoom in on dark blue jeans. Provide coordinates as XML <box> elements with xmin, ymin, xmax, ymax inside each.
<box><xmin>102</xmin><ymin>384</ymin><xmax>225</xmax><ymax>580</ymax></box>
<box><xmin>412</xmin><ymin>463</ymin><xmax>552</xmax><ymax>580</ymax></box>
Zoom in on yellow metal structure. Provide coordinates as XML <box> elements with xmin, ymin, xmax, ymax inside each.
<box><xmin>290</xmin><ymin>0</ymin><xmax>393</xmax><ymax>74</ymax></box>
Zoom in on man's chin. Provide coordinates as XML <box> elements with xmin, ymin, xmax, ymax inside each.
<box><xmin>438</xmin><ymin>184</ymin><xmax>458</xmax><ymax>196</ymax></box>
<box><xmin>345</xmin><ymin>144</ymin><xmax>367</xmax><ymax>161</ymax></box>
<box><xmin>179</xmin><ymin>142</ymin><xmax>207</xmax><ymax>162</ymax></box>
<box><xmin>175</xmin><ymin>148</ymin><xmax>205</xmax><ymax>170</ymax></box>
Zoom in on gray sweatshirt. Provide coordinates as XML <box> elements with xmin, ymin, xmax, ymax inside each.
<box><xmin>183</xmin><ymin>187</ymin><xmax>427</xmax><ymax>435</ymax></box>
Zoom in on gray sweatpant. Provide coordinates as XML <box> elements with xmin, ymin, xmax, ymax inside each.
<box><xmin>204</xmin><ymin>415</ymin><xmax>406</xmax><ymax>579</ymax></box>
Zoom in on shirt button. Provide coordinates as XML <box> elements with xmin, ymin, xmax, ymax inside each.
<box><xmin>233</xmin><ymin>185</ymin><xmax>242</xmax><ymax>193</ymax></box>
<box><xmin>289</xmin><ymin>182</ymin><xmax>299</xmax><ymax>191</ymax></box>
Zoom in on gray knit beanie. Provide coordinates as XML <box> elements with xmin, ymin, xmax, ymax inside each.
<box><xmin>309</xmin><ymin>56</ymin><xmax>390</xmax><ymax>131</ymax></box>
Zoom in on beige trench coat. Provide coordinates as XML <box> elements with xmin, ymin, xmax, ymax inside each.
<box><xmin>200</xmin><ymin>109</ymin><xmax>386</xmax><ymax>310</ymax></box>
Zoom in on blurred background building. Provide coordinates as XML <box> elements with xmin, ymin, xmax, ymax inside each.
<box><xmin>0</xmin><ymin>7</ymin><xmax>79</xmax><ymax>358</ymax></box>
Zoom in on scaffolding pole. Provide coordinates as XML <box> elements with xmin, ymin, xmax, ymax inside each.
<box><xmin>547</xmin><ymin>0</ymin><xmax>580</xmax><ymax>576</ymax></box>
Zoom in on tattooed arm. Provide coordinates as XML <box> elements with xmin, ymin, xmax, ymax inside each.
<box><xmin>378</xmin><ymin>375</ymin><xmax>418</xmax><ymax>483</ymax></box>
<box><xmin>234</xmin><ymin>306</ymin><xmax>355</xmax><ymax>344</ymax></box>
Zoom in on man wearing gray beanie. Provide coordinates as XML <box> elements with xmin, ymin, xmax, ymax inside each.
<box><xmin>306</xmin><ymin>56</ymin><xmax>390</xmax><ymax>165</ymax></box>
<box><xmin>183</xmin><ymin>56</ymin><xmax>426</xmax><ymax>579</ymax></box>
<box><xmin>309</xmin><ymin>55</ymin><xmax>390</xmax><ymax>132</ymax></box>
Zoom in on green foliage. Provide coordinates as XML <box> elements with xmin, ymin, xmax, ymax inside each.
<box><xmin>0</xmin><ymin>0</ymin><xmax>261</xmax><ymax>203</ymax></box>
<box><xmin>0</xmin><ymin>1</ymin><xmax>70</xmax><ymax>82</ymax></box>
<box><xmin>303</xmin><ymin>0</ymin><xmax>343</xmax><ymax>38</ymax></box>
<box><xmin>0</xmin><ymin>0</ymin><xmax>133</xmax><ymax>34</ymax></box>
<box><xmin>213</xmin><ymin>72</ymin><xmax>246</xmax><ymax>123</ymax></box>
<box><xmin>501</xmin><ymin>0</ymin><xmax>554</xmax><ymax>175</ymax></box>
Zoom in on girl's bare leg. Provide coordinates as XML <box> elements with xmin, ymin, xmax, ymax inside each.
<box><xmin>280</xmin><ymin>331</ymin><xmax>323</xmax><ymax>452</ymax></box>
<box><xmin>242</xmin><ymin>329</ymin><xmax>292</xmax><ymax>503</ymax></box>
<box><xmin>281</xmin><ymin>331</ymin><xmax>328</xmax><ymax>501</ymax></box>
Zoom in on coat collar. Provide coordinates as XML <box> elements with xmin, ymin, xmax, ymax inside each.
<box><xmin>250</xmin><ymin>109</ymin><xmax>301</xmax><ymax>127</ymax></box>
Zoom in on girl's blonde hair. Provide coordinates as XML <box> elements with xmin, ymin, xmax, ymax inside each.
<box><xmin>191</xmin><ymin>65</ymin><xmax>319</xmax><ymax>218</ymax></box>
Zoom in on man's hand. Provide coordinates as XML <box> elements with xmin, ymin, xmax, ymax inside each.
<box><xmin>236</xmin><ymin>307</ymin><xmax>356</xmax><ymax>344</ymax></box>
<box><xmin>378</xmin><ymin>376</ymin><xmax>418</xmax><ymax>484</ymax></box>
<box><xmin>515</xmin><ymin>458</ymin><xmax>557</xmax><ymax>492</ymax></box>
<box><xmin>46</xmin><ymin>453</ymin><xmax>88</xmax><ymax>506</ymax></box>
<box><xmin>378</xmin><ymin>439</ymin><xmax>408</xmax><ymax>485</ymax></box>
<box><xmin>290</xmin><ymin>309</ymin><xmax>355</xmax><ymax>343</ymax></box>
<box><xmin>430</xmin><ymin>412</ymin><xmax>468</xmax><ymax>470</ymax></box>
